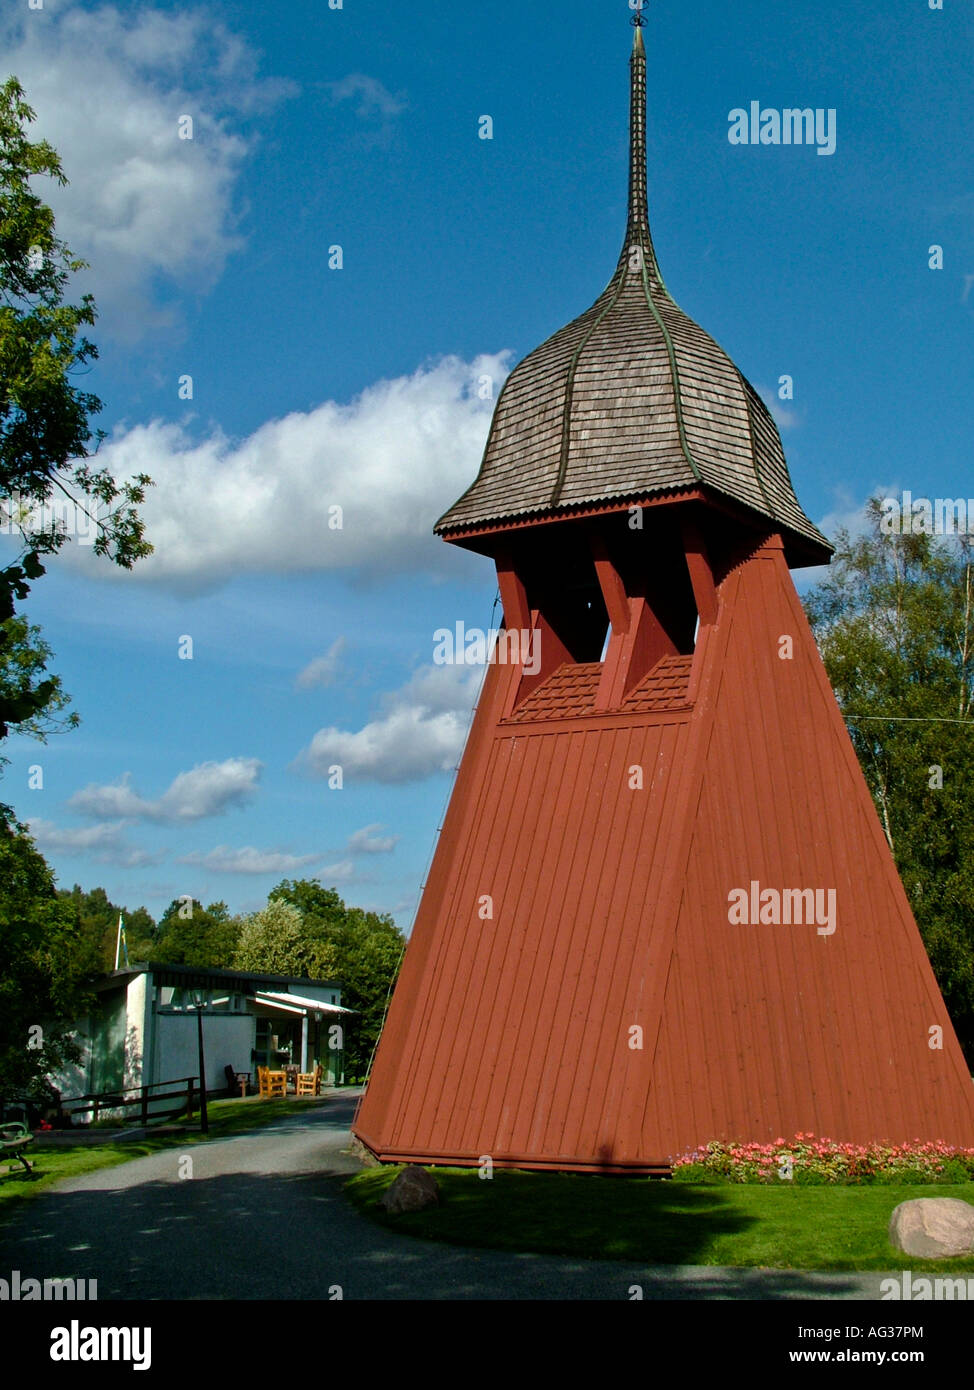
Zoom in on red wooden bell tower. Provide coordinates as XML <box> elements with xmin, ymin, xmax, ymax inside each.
<box><xmin>353</xmin><ymin>24</ymin><xmax>974</xmax><ymax>1170</ymax></box>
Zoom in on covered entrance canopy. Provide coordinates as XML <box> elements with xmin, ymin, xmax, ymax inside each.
<box><xmin>252</xmin><ymin>992</ymin><xmax>353</xmax><ymax>1074</ymax></box>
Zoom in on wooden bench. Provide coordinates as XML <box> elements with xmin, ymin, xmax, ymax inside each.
<box><xmin>224</xmin><ymin>1064</ymin><xmax>251</xmax><ymax>1099</ymax></box>
<box><xmin>0</xmin><ymin>1121</ymin><xmax>34</xmax><ymax>1176</ymax></box>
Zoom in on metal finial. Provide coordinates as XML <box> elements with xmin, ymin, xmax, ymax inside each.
<box><xmin>629</xmin><ymin>0</ymin><xmax>648</xmax><ymax>28</ymax></box>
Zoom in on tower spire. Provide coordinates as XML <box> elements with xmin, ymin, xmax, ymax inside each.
<box><xmin>628</xmin><ymin>22</ymin><xmax>648</xmax><ymax>236</ymax></box>
<box><xmin>624</xmin><ymin>5</ymin><xmax>659</xmax><ymax>279</ymax></box>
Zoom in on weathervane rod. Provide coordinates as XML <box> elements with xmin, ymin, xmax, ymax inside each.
<box><xmin>629</xmin><ymin>0</ymin><xmax>648</xmax><ymax>27</ymax></box>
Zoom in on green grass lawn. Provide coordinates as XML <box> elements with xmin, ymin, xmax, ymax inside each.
<box><xmin>345</xmin><ymin>1166</ymin><xmax>974</xmax><ymax>1273</ymax></box>
<box><xmin>0</xmin><ymin>1096</ymin><xmax>323</xmax><ymax>1218</ymax></box>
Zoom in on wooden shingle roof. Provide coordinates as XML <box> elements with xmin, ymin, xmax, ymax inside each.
<box><xmin>436</xmin><ymin>29</ymin><xmax>831</xmax><ymax>565</ymax></box>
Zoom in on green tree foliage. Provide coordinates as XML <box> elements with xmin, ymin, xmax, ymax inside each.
<box><xmin>153</xmin><ymin>898</ymin><xmax>240</xmax><ymax>969</ymax></box>
<box><xmin>0</xmin><ymin>807</ymin><xmax>97</xmax><ymax>1098</ymax></box>
<box><xmin>233</xmin><ymin>898</ymin><xmax>334</xmax><ymax>978</ymax></box>
<box><xmin>267</xmin><ymin>879</ymin><xmax>346</xmax><ymax>933</ymax></box>
<box><xmin>804</xmin><ymin>499</ymin><xmax>974</xmax><ymax>1062</ymax></box>
<box><xmin>268</xmin><ymin>879</ymin><xmax>405</xmax><ymax>1080</ymax></box>
<box><xmin>0</xmin><ymin>614</ymin><xmax>78</xmax><ymax>764</ymax></box>
<box><xmin>0</xmin><ymin>76</ymin><xmax>151</xmax><ymax>742</ymax></box>
<box><xmin>57</xmin><ymin>884</ymin><xmax>155</xmax><ymax>973</ymax></box>
<box><xmin>334</xmin><ymin>906</ymin><xmax>407</xmax><ymax>1082</ymax></box>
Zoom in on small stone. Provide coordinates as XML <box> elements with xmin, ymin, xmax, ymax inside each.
<box><xmin>378</xmin><ymin>1165</ymin><xmax>439</xmax><ymax>1214</ymax></box>
<box><xmin>888</xmin><ymin>1198</ymin><xmax>974</xmax><ymax>1259</ymax></box>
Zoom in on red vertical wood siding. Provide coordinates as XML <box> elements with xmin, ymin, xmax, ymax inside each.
<box><xmin>353</xmin><ymin>540</ymin><xmax>974</xmax><ymax>1169</ymax></box>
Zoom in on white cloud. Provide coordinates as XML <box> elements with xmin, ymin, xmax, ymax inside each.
<box><xmin>62</xmin><ymin>353</ymin><xmax>509</xmax><ymax>588</ymax></box>
<box><xmin>2</xmin><ymin>4</ymin><xmax>294</xmax><ymax>331</ymax></box>
<box><xmin>294</xmin><ymin>663</ymin><xmax>483</xmax><ymax>784</ymax></box>
<box><xmin>299</xmin><ymin>707</ymin><xmax>467</xmax><ymax>784</ymax></box>
<box><xmin>393</xmin><ymin>664</ymin><xmax>485</xmax><ymax>715</ymax></box>
<box><xmin>816</xmin><ymin>484</ymin><xmax>895</xmax><ymax>545</ymax></box>
<box><xmin>296</xmin><ymin>637</ymin><xmax>347</xmax><ymax>691</ymax></box>
<box><xmin>345</xmin><ymin>823</ymin><xmax>399</xmax><ymax>855</ymax></box>
<box><xmin>27</xmin><ymin>817</ymin><xmax>160</xmax><ymax>868</ymax></box>
<box><xmin>177</xmin><ymin>846</ymin><xmax>321</xmax><ymax>875</ymax></box>
<box><xmin>329</xmin><ymin>74</ymin><xmax>407</xmax><ymax>118</ymax></box>
<box><xmin>69</xmin><ymin>757</ymin><xmax>262</xmax><ymax>823</ymax></box>
<box><xmin>315</xmin><ymin>860</ymin><xmax>357</xmax><ymax>884</ymax></box>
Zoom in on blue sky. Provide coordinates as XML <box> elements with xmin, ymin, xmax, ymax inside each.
<box><xmin>1</xmin><ymin>0</ymin><xmax>972</xmax><ymax>927</ymax></box>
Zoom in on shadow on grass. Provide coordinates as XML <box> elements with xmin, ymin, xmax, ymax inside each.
<box><xmin>0</xmin><ymin>1168</ymin><xmax>42</xmax><ymax>1187</ymax></box>
<box><xmin>349</xmin><ymin>1165</ymin><xmax>757</xmax><ymax>1266</ymax></box>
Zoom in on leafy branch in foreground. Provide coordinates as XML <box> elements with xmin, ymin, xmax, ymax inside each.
<box><xmin>0</xmin><ymin>75</ymin><xmax>152</xmax><ymax>742</ymax></box>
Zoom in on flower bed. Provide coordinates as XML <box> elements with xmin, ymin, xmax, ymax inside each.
<box><xmin>672</xmin><ymin>1134</ymin><xmax>974</xmax><ymax>1184</ymax></box>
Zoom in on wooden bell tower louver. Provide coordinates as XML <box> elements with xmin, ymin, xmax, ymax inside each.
<box><xmin>352</xmin><ymin>26</ymin><xmax>974</xmax><ymax>1171</ymax></box>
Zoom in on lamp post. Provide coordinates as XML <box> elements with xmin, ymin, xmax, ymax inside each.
<box><xmin>191</xmin><ymin>990</ymin><xmax>209</xmax><ymax>1136</ymax></box>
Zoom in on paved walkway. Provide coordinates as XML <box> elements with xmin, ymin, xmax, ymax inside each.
<box><xmin>0</xmin><ymin>1095</ymin><xmax>895</xmax><ymax>1299</ymax></box>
